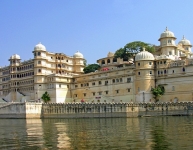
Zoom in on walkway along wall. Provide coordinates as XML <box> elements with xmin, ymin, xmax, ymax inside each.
<box><xmin>1</xmin><ymin>102</ymin><xmax>193</xmax><ymax>118</ymax></box>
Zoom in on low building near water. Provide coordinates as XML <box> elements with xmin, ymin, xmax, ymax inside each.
<box><xmin>0</xmin><ymin>27</ymin><xmax>193</xmax><ymax>103</ymax></box>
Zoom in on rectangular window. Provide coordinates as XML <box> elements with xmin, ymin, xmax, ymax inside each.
<box><xmin>138</xmin><ymin>63</ymin><xmax>140</xmax><ymax>66</ymax></box>
<box><xmin>74</xmin><ymin>94</ymin><xmax>77</xmax><ymax>97</ymax></box>
<box><xmin>38</xmin><ymin>61</ymin><xmax>41</xmax><ymax>64</ymax></box>
<box><xmin>81</xmin><ymin>84</ymin><xmax>83</xmax><ymax>87</ymax></box>
<box><xmin>59</xmin><ymin>84</ymin><xmax>61</xmax><ymax>88</ymax></box>
<box><xmin>116</xmin><ymin>79</ymin><xmax>119</xmax><ymax>82</ymax></box>
<box><xmin>149</xmin><ymin>62</ymin><xmax>152</xmax><ymax>65</ymax></box>
<box><xmin>99</xmin><ymin>92</ymin><xmax>102</xmax><ymax>95</ymax></box>
<box><xmin>127</xmin><ymin>78</ymin><xmax>131</xmax><ymax>83</ymax></box>
<box><xmin>83</xmin><ymin>93</ymin><xmax>86</xmax><ymax>97</ymax></box>
<box><xmin>75</xmin><ymin>85</ymin><xmax>78</xmax><ymax>88</ymax></box>
<box><xmin>92</xmin><ymin>82</ymin><xmax>95</xmax><ymax>85</ymax></box>
<box><xmin>116</xmin><ymin>90</ymin><xmax>119</xmax><ymax>94</ymax></box>
<box><xmin>172</xmin><ymin>86</ymin><xmax>175</xmax><ymax>91</ymax></box>
<box><xmin>120</xmin><ymin>78</ymin><xmax>122</xmax><ymax>82</ymax></box>
<box><xmin>105</xmin><ymin>91</ymin><xmax>108</xmax><ymax>94</ymax></box>
<box><xmin>112</xmin><ymin>79</ymin><xmax>115</xmax><ymax>83</ymax></box>
<box><xmin>128</xmin><ymin>89</ymin><xmax>131</xmax><ymax>92</ymax></box>
<box><xmin>105</xmin><ymin>81</ymin><xmax>108</xmax><ymax>85</ymax></box>
<box><xmin>138</xmin><ymin>72</ymin><xmax>140</xmax><ymax>75</ymax></box>
<box><xmin>93</xmin><ymin>92</ymin><xmax>95</xmax><ymax>96</ymax></box>
<box><xmin>98</xmin><ymin>81</ymin><xmax>101</xmax><ymax>85</ymax></box>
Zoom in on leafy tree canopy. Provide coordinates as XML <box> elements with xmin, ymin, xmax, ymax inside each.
<box><xmin>41</xmin><ymin>91</ymin><xmax>51</xmax><ymax>103</ymax></box>
<box><xmin>114</xmin><ymin>41</ymin><xmax>155</xmax><ymax>59</ymax></box>
<box><xmin>83</xmin><ymin>64</ymin><xmax>100</xmax><ymax>74</ymax></box>
<box><xmin>151</xmin><ymin>85</ymin><xmax>165</xmax><ymax>102</ymax></box>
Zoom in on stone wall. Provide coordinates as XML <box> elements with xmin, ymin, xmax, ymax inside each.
<box><xmin>0</xmin><ymin>102</ymin><xmax>42</xmax><ymax>118</ymax></box>
<box><xmin>42</xmin><ymin>102</ymin><xmax>193</xmax><ymax>118</ymax></box>
<box><xmin>0</xmin><ymin>102</ymin><xmax>193</xmax><ymax>119</ymax></box>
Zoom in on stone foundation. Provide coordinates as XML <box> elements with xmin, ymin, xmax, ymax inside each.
<box><xmin>0</xmin><ymin>102</ymin><xmax>193</xmax><ymax>119</ymax></box>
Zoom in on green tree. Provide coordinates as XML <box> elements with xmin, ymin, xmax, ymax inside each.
<box><xmin>83</xmin><ymin>64</ymin><xmax>100</xmax><ymax>74</ymax></box>
<box><xmin>114</xmin><ymin>41</ymin><xmax>155</xmax><ymax>60</ymax></box>
<box><xmin>41</xmin><ymin>91</ymin><xmax>51</xmax><ymax>103</ymax></box>
<box><xmin>151</xmin><ymin>85</ymin><xmax>165</xmax><ymax>102</ymax></box>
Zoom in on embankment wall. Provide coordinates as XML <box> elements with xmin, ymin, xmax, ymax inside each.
<box><xmin>0</xmin><ymin>102</ymin><xmax>193</xmax><ymax>119</ymax></box>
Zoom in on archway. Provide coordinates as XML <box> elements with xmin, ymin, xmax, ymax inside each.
<box><xmin>173</xmin><ymin>97</ymin><xmax>178</xmax><ymax>103</ymax></box>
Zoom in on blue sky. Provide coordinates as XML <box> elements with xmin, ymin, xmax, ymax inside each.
<box><xmin>0</xmin><ymin>0</ymin><xmax>193</xmax><ymax>66</ymax></box>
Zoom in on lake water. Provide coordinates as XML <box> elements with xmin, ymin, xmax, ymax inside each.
<box><xmin>0</xmin><ymin>117</ymin><xmax>193</xmax><ymax>150</ymax></box>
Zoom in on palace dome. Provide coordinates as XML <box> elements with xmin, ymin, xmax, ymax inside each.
<box><xmin>34</xmin><ymin>42</ymin><xmax>46</xmax><ymax>51</ymax></box>
<box><xmin>107</xmin><ymin>52</ymin><xmax>114</xmax><ymax>57</ymax></box>
<box><xmin>178</xmin><ymin>36</ymin><xmax>191</xmax><ymax>46</ymax></box>
<box><xmin>73</xmin><ymin>51</ymin><xmax>83</xmax><ymax>58</ymax></box>
<box><xmin>10</xmin><ymin>54</ymin><xmax>20</xmax><ymax>59</ymax></box>
<box><xmin>135</xmin><ymin>48</ymin><xmax>154</xmax><ymax>61</ymax></box>
<box><xmin>159</xmin><ymin>27</ymin><xmax>175</xmax><ymax>40</ymax></box>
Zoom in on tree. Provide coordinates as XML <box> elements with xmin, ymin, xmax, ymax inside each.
<box><xmin>41</xmin><ymin>91</ymin><xmax>51</xmax><ymax>103</ymax></box>
<box><xmin>83</xmin><ymin>64</ymin><xmax>100</xmax><ymax>74</ymax></box>
<box><xmin>114</xmin><ymin>41</ymin><xmax>155</xmax><ymax>60</ymax></box>
<box><xmin>151</xmin><ymin>85</ymin><xmax>165</xmax><ymax>102</ymax></box>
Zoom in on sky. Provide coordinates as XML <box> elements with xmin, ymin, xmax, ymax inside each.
<box><xmin>0</xmin><ymin>0</ymin><xmax>193</xmax><ymax>67</ymax></box>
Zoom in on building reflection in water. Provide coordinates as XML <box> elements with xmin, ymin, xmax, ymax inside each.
<box><xmin>1</xmin><ymin>117</ymin><xmax>193</xmax><ymax>149</ymax></box>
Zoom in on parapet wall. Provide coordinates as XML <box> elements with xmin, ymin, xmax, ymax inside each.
<box><xmin>0</xmin><ymin>102</ymin><xmax>193</xmax><ymax>118</ymax></box>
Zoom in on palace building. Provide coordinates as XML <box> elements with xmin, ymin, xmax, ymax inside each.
<box><xmin>0</xmin><ymin>27</ymin><xmax>193</xmax><ymax>103</ymax></box>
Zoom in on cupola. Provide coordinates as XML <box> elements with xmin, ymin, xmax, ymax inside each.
<box><xmin>73</xmin><ymin>51</ymin><xmax>83</xmax><ymax>58</ymax></box>
<box><xmin>34</xmin><ymin>42</ymin><xmax>46</xmax><ymax>51</ymax></box>
<box><xmin>135</xmin><ymin>48</ymin><xmax>154</xmax><ymax>61</ymax></box>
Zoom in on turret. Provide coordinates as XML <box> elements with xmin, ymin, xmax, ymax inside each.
<box><xmin>135</xmin><ymin>48</ymin><xmax>155</xmax><ymax>102</ymax></box>
<box><xmin>73</xmin><ymin>51</ymin><xmax>84</xmax><ymax>73</ymax></box>
<box><xmin>178</xmin><ymin>36</ymin><xmax>192</xmax><ymax>56</ymax></box>
<box><xmin>158</xmin><ymin>27</ymin><xmax>177</xmax><ymax>56</ymax></box>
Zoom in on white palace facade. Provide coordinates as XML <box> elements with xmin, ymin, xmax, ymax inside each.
<box><xmin>0</xmin><ymin>27</ymin><xmax>193</xmax><ymax>103</ymax></box>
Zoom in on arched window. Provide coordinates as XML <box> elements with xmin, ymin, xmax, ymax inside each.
<box><xmin>107</xmin><ymin>59</ymin><xmax>110</xmax><ymax>63</ymax></box>
<box><xmin>164</xmin><ymin>70</ymin><xmax>167</xmax><ymax>74</ymax></box>
<box><xmin>113</xmin><ymin>58</ymin><xmax>117</xmax><ymax>62</ymax></box>
<box><xmin>38</xmin><ymin>52</ymin><xmax>41</xmax><ymax>56</ymax></box>
<box><xmin>38</xmin><ymin>69</ymin><xmax>41</xmax><ymax>73</ymax></box>
<box><xmin>102</xmin><ymin>60</ymin><xmax>105</xmax><ymax>64</ymax></box>
<box><xmin>182</xmin><ymin>67</ymin><xmax>185</xmax><ymax>72</ymax></box>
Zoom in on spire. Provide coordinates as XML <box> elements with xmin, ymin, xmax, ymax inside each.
<box><xmin>182</xmin><ymin>35</ymin><xmax>185</xmax><ymax>39</ymax></box>
<box><xmin>165</xmin><ymin>26</ymin><xmax>168</xmax><ymax>31</ymax></box>
<box><xmin>143</xmin><ymin>47</ymin><xmax>146</xmax><ymax>51</ymax></box>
